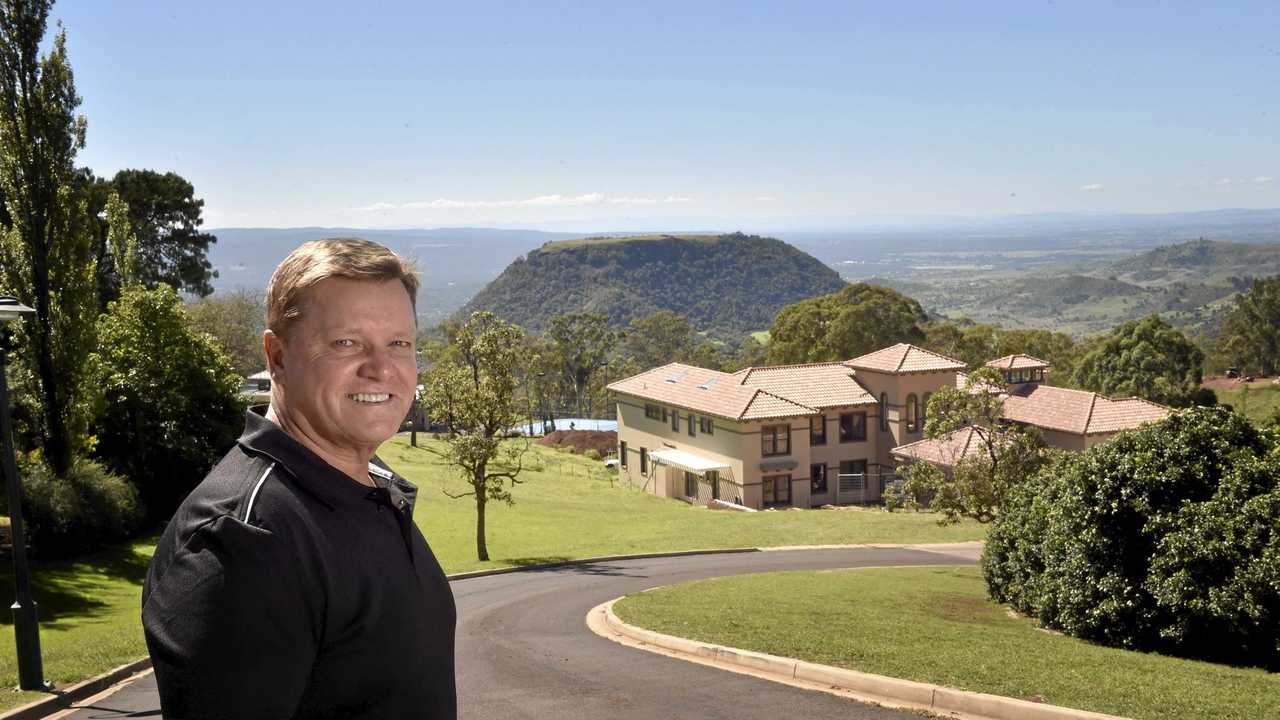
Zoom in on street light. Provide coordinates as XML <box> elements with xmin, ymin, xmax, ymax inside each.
<box><xmin>0</xmin><ymin>296</ymin><xmax>47</xmax><ymax>691</ymax></box>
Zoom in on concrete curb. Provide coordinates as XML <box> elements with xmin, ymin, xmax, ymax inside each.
<box><xmin>0</xmin><ymin>658</ymin><xmax>152</xmax><ymax>720</ymax></box>
<box><xmin>595</xmin><ymin>597</ymin><xmax>1130</xmax><ymax>720</ymax></box>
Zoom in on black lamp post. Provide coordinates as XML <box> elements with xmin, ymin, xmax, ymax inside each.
<box><xmin>0</xmin><ymin>296</ymin><xmax>46</xmax><ymax>691</ymax></box>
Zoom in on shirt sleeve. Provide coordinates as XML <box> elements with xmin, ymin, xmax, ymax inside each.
<box><xmin>143</xmin><ymin>514</ymin><xmax>320</xmax><ymax>720</ymax></box>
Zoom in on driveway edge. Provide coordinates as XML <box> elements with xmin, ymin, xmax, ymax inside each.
<box><xmin>0</xmin><ymin>658</ymin><xmax>152</xmax><ymax>720</ymax></box>
<box><xmin>593</xmin><ymin>597</ymin><xmax>1130</xmax><ymax>720</ymax></box>
<box><xmin>446</xmin><ymin>541</ymin><xmax>983</xmax><ymax>581</ymax></box>
<box><xmin>446</xmin><ymin>547</ymin><xmax>760</xmax><ymax>580</ymax></box>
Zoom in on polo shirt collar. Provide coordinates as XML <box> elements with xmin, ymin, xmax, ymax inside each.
<box><xmin>237</xmin><ymin>406</ymin><xmax>416</xmax><ymax>512</ymax></box>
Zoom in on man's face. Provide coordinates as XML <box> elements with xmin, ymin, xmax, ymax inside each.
<box><xmin>268</xmin><ymin>277</ymin><xmax>417</xmax><ymax>456</ymax></box>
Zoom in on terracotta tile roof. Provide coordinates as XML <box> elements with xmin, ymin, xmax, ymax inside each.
<box><xmin>891</xmin><ymin>426</ymin><xmax>996</xmax><ymax>467</ymax></box>
<box><xmin>844</xmin><ymin>343</ymin><xmax>968</xmax><ymax>374</ymax></box>
<box><xmin>608</xmin><ymin>363</ymin><xmax>816</xmax><ymax>421</ymax></box>
<box><xmin>1000</xmin><ymin>383</ymin><xmax>1170</xmax><ymax>435</ymax></box>
<box><xmin>736</xmin><ymin>362</ymin><xmax>877</xmax><ymax>409</ymax></box>
<box><xmin>986</xmin><ymin>354</ymin><xmax>1051</xmax><ymax>371</ymax></box>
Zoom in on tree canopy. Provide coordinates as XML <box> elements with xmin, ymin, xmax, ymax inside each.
<box><xmin>1072</xmin><ymin>315</ymin><xmax>1211</xmax><ymax>407</ymax></box>
<box><xmin>422</xmin><ymin>311</ymin><xmax>531</xmax><ymax>561</ymax></box>
<box><xmin>89</xmin><ymin>284</ymin><xmax>243</xmax><ymax>518</ymax></box>
<box><xmin>0</xmin><ymin>2</ymin><xmax>98</xmax><ymax>476</ymax></box>
<box><xmin>187</xmin><ymin>289</ymin><xmax>267</xmax><ymax>377</ymax></box>
<box><xmin>887</xmin><ymin>367</ymin><xmax>1047</xmax><ymax>524</ymax></box>
<box><xmin>1219</xmin><ymin>275</ymin><xmax>1280</xmax><ymax>376</ymax></box>
<box><xmin>91</xmin><ymin>167</ymin><xmax>218</xmax><ymax>302</ymax></box>
<box><xmin>767</xmin><ymin>283</ymin><xmax>928</xmax><ymax>364</ymax></box>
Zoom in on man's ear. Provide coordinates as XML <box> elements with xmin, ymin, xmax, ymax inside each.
<box><xmin>264</xmin><ymin>330</ymin><xmax>285</xmax><ymax>381</ymax></box>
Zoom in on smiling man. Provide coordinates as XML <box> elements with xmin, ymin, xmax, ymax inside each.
<box><xmin>142</xmin><ymin>239</ymin><xmax>457</xmax><ymax>719</ymax></box>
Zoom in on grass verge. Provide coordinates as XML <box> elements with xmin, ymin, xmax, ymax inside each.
<box><xmin>0</xmin><ymin>537</ymin><xmax>155</xmax><ymax>711</ymax></box>
<box><xmin>612</xmin><ymin>566</ymin><xmax>1279</xmax><ymax>720</ymax></box>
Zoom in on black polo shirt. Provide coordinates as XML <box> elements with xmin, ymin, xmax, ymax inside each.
<box><xmin>143</xmin><ymin>408</ymin><xmax>457</xmax><ymax>719</ymax></box>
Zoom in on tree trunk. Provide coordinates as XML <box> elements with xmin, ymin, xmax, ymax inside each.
<box><xmin>474</xmin><ymin>465</ymin><xmax>488</xmax><ymax>561</ymax></box>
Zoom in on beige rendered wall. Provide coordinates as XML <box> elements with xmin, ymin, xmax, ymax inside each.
<box><xmin>738</xmin><ymin>416</ymin><xmax>812</xmax><ymax>510</ymax></box>
<box><xmin>854</xmin><ymin>369</ymin><xmax>960</xmax><ymax>468</ymax></box>
<box><xmin>807</xmin><ymin>406</ymin><xmax>880</xmax><ymax>506</ymax></box>
<box><xmin>1038</xmin><ymin>428</ymin><xmax>1090</xmax><ymax>451</ymax></box>
<box><xmin>614</xmin><ymin>395</ymin><xmax>749</xmax><ymax>504</ymax></box>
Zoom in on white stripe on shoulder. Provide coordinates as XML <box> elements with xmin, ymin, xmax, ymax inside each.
<box><xmin>368</xmin><ymin>462</ymin><xmax>394</xmax><ymax>480</ymax></box>
<box><xmin>242</xmin><ymin>462</ymin><xmax>276</xmax><ymax>526</ymax></box>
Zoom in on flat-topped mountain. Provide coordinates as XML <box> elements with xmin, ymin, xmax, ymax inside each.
<box><xmin>458</xmin><ymin>233</ymin><xmax>846</xmax><ymax>336</ymax></box>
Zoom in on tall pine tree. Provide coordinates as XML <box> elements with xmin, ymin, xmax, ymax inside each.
<box><xmin>0</xmin><ymin>1</ymin><xmax>98</xmax><ymax>476</ymax></box>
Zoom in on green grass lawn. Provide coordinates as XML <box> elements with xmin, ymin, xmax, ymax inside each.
<box><xmin>1215</xmin><ymin>383</ymin><xmax>1280</xmax><ymax>426</ymax></box>
<box><xmin>0</xmin><ymin>437</ymin><xmax>978</xmax><ymax>710</ymax></box>
<box><xmin>613</xmin><ymin>566</ymin><xmax>1279</xmax><ymax>720</ymax></box>
<box><xmin>0</xmin><ymin>537</ymin><xmax>155</xmax><ymax>710</ymax></box>
<box><xmin>384</xmin><ymin>437</ymin><xmax>984</xmax><ymax>574</ymax></box>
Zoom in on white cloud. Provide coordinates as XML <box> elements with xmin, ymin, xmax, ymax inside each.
<box><xmin>1253</xmin><ymin>176</ymin><xmax>1274</xmax><ymax>184</ymax></box>
<box><xmin>1080</xmin><ymin>183</ymin><xmax>1104</xmax><ymax>191</ymax></box>
<box><xmin>1214</xmin><ymin>177</ymin><xmax>1234</xmax><ymax>186</ymax></box>
<box><xmin>357</xmin><ymin>193</ymin><xmax>693</xmax><ymax>211</ymax></box>
<box><xmin>755</xmin><ymin>196</ymin><xmax>778</xmax><ymax>202</ymax></box>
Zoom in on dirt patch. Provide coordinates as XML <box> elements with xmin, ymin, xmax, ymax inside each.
<box><xmin>1202</xmin><ymin>375</ymin><xmax>1278</xmax><ymax>391</ymax></box>
<box><xmin>537</xmin><ymin>430</ymin><xmax>617</xmax><ymax>456</ymax></box>
<box><xmin>928</xmin><ymin>593</ymin><xmax>1000</xmax><ymax>625</ymax></box>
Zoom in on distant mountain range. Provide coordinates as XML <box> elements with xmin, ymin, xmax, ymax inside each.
<box><xmin>874</xmin><ymin>238</ymin><xmax>1280</xmax><ymax>336</ymax></box>
<box><xmin>202</xmin><ymin>209</ymin><xmax>1280</xmax><ymax>331</ymax></box>
<box><xmin>458</xmin><ymin>233</ymin><xmax>845</xmax><ymax>336</ymax></box>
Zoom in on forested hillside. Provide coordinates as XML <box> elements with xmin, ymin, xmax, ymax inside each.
<box><xmin>459</xmin><ymin>233</ymin><xmax>845</xmax><ymax>336</ymax></box>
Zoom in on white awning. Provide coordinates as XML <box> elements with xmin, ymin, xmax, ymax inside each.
<box><xmin>648</xmin><ymin>448</ymin><xmax>731</xmax><ymax>474</ymax></box>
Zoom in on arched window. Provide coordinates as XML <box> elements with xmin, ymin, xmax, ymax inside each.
<box><xmin>880</xmin><ymin>392</ymin><xmax>889</xmax><ymax>432</ymax></box>
<box><xmin>921</xmin><ymin>392</ymin><xmax>933</xmax><ymax>427</ymax></box>
<box><xmin>905</xmin><ymin>394</ymin><xmax>919</xmax><ymax>433</ymax></box>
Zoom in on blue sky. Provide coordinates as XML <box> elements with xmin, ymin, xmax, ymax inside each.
<box><xmin>53</xmin><ymin>1</ymin><xmax>1279</xmax><ymax>230</ymax></box>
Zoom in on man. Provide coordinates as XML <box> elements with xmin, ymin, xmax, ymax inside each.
<box><xmin>143</xmin><ymin>238</ymin><xmax>456</xmax><ymax>719</ymax></box>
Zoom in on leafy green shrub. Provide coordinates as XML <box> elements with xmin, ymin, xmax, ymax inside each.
<box><xmin>558</xmin><ymin>445</ymin><xmax>576</xmax><ymax>454</ymax></box>
<box><xmin>13</xmin><ymin>455</ymin><xmax>143</xmax><ymax>559</ymax></box>
<box><xmin>583</xmin><ymin>449</ymin><xmax>602</xmax><ymax>461</ymax></box>
<box><xmin>983</xmin><ymin>406</ymin><xmax>1280</xmax><ymax>668</ymax></box>
<box><xmin>88</xmin><ymin>285</ymin><xmax>244</xmax><ymax>520</ymax></box>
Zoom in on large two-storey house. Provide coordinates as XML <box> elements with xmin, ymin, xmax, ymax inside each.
<box><xmin>607</xmin><ymin>344</ymin><xmax>966</xmax><ymax>509</ymax></box>
<box><xmin>610</xmin><ymin>345</ymin><xmax>1172</xmax><ymax>510</ymax></box>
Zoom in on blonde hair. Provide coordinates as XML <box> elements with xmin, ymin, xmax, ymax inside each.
<box><xmin>265</xmin><ymin>238</ymin><xmax>419</xmax><ymax>335</ymax></box>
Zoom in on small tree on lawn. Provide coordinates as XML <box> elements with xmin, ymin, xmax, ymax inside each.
<box><xmin>887</xmin><ymin>366</ymin><xmax>1047</xmax><ymax>524</ymax></box>
<box><xmin>423</xmin><ymin>311</ymin><xmax>530</xmax><ymax>561</ymax></box>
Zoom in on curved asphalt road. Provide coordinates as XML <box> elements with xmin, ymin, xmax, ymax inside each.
<box><xmin>57</xmin><ymin>545</ymin><xmax>978</xmax><ymax>720</ymax></box>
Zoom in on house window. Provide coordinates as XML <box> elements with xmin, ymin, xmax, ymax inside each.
<box><xmin>905</xmin><ymin>394</ymin><xmax>919</xmax><ymax>433</ymax></box>
<box><xmin>839</xmin><ymin>412</ymin><xmax>867</xmax><ymax>442</ymax></box>
<box><xmin>761</xmin><ymin>424</ymin><xmax>791</xmax><ymax>456</ymax></box>
<box><xmin>809</xmin><ymin>416</ymin><xmax>826</xmax><ymax>446</ymax></box>
<box><xmin>685</xmin><ymin>471</ymin><xmax>699</xmax><ymax>498</ymax></box>
<box><xmin>762</xmin><ymin>474</ymin><xmax>791</xmax><ymax>506</ymax></box>
<box><xmin>699</xmin><ymin>416</ymin><xmax>715</xmax><ymax>435</ymax></box>
<box><xmin>645</xmin><ymin>404</ymin><xmax>662</xmax><ymax>420</ymax></box>
<box><xmin>671</xmin><ymin>409</ymin><xmax>680</xmax><ymax>432</ymax></box>
<box><xmin>640</xmin><ymin>448</ymin><xmax>648</xmax><ymax>474</ymax></box>
<box><xmin>620</xmin><ymin>441</ymin><xmax>628</xmax><ymax>467</ymax></box>
<box><xmin>688</xmin><ymin>413</ymin><xmax>696</xmax><ymax>437</ymax></box>
<box><xmin>707</xmin><ymin>470</ymin><xmax>720</xmax><ymax>500</ymax></box>
<box><xmin>810</xmin><ymin>464</ymin><xmax>828</xmax><ymax>494</ymax></box>
<box><xmin>880</xmin><ymin>392</ymin><xmax>889</xmax><ymax>431</ymax></box>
